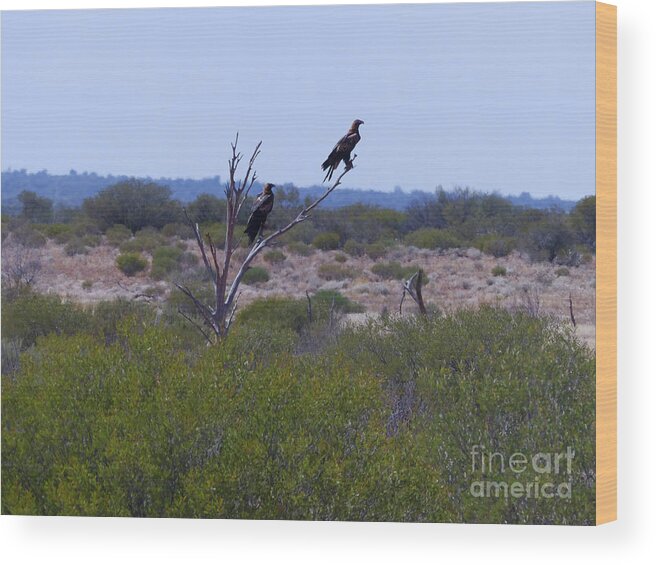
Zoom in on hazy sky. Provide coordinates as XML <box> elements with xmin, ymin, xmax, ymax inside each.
<box><xmin>1</xmin><ymin>2</ymin><xmax>595</xmax><ymax>197</ymax></box>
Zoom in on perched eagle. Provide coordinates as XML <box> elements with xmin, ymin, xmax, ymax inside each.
<box><xmin>244</xmin><ymin>183</ymin><xmax>275</xmax><ymax>244</ymax></box>
<box><xmin>321</xmin><ymin>119</ymin><xmax>364</xmax><ymax>182</ymax></box>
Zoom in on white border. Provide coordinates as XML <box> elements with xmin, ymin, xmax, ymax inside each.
<box><xmin>1</xmin><ymin>0</ymin><xmax>655</xmax><ymax>563</ymax></box>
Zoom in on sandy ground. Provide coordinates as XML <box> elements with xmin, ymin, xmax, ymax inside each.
<box><xmin>14</xmin><ymin>239</ymin><xmax>595</xmax><ymax>347</ymax></box>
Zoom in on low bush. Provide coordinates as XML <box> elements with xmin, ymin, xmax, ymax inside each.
<box><xmin>364</xmin><ymin>242</ymin><xmax>386</xmax><ymax>260</ymax></box>
<box><xmin>343</xmin><ymin>239</ymin><xmax>365</xmax><ymax>257</ymax></box>
<box><xmin>312</xmin><ymin>290</ymin><xmax>364</xmax><ymax>314</ymax></box>
<box><xmin>120</xmin><ymin>228</ymin><xmax>167</xmax><ymax>254</ymax></box>
<box><xmin>162</xmin><ymin>222</ymin><xmax>194</xmax><ymax>239</ymax></box>
<box><xmin>116</xmin><ymin>253</ymin><xmax>148</xmax><ymax>277</ymax></box>
<box><xmin>474</xmin><ymin>234</ymin><xmax>516</xmax><ymax>258</ymax></box>
<box><xmin>263</xmin><ymin>250</ymin><xmax>286</xmax><ymax>264</ymax></box>
<box><xmin>317</xmin><ymin>263</ymin><xmax>354</xmax><ymax>281</ymax></box>
<box><xmin>41</xmin><ymin>223</ymin><xmax>74</xmax><ymax>244</ymax></box>
<box><xmin>371</xmin><ymin>261</ymin><xmax>422</xmax><ymax>281</ymax></box>
<box><xmin>312</xmin><ymin>232</ymin><xmax>340</xmax><ymax>251</ymax></box>
<box><xmin>491</xmin><ymin>265</ymin><xmax>507</xmax><ymax>277</ymax></box>
<box><xmin>1</xmin><ymin>308</ymin><xmax>595</xmax><ymax>523</ymax></box>
<box><xmin>334</xmin><ymin>253</ymin><xmax>347</xmax><ymax>263</ymax></box>
<box><xmin>10</xmin><ymin>224</ymin><xmax>47</xmax><ymax>248</ymax></box>
<box><xmin>555</xmin><ymin>267</ymin><xmax>570</xmax><ymax>277</ymax></box>
<box><xmin>242</xmin><ymin>266</ymin><xmax>270</xmax><ymax>285</ymax></box>
<box><xmin>105</xmin><ymin>224</ymin><xmax>132</xmax><ymax>247</ymax></box>
<box><xmin>150</xmin><ymin>246</ymin><xmax>184</xmax><ymax>280</ymax></box>
<box><xmin>404</xmin><ymin>228</ymin><xmax>461</xmax><ymax>250</ymax></box>
<box><xmin>64</xmin><ymin>238</ymin><xmax>88</xmax><ymax>256</ymax></box>
<box><xmin>285</xmin><ymin>242</ymin><xmax>314</xmax><ymax>256</ymax></box>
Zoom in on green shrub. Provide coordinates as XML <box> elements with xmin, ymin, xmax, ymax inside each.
<box><xmin>343</xmin><ymin>239</ymin><xmax>365</xmax><ymax>257</ymax></box>
<box><xmin>1</xmin><ymin>290</ymin><xmax>90</xmax><ymax>348</ymax></box>
<box><xmin>120</xmin><ymin>228</ymin><xmax>167</xmax><ymax>254</ymax></box>
<box><xmin>263</xmin><ymin>249</ymin><xmax>286</xmax><ymax>264</ymax></box>
<box><xmin>555</xmin><ymin>267</ymin><xmax>570</xmax><ymax>277</ymax></box>
<box><xmin>64</xmin><ymin>238</ymin><xmax>88</xmax><ymax>256</ymax></box>
<box><xmin>82</xmin><ymin>280</ymin><xmax>93</xmax><ymax>291</ymax></box>
<box><xmin>474</xmin><ymin>234</ymin><xmax>516</xmax><ymax>258</ymax></box>
<box><xmin>317</xmin><ymin>263</ymin><xmax>354</xmax><ymax>281</ymax></box>
<box><xmin>10</xmin><ymin>224</ymin><xmax>47</xmax><ymax>248</ymax></box>
<box><xmin>491</xmin><ymin>265</ymin><xmax>507</xmax><ymax>277</ymax></box>
<box><xmin>371</xmin><ymin>261</ymin><xmax>422</xmax><ymax>281</ymax></box>
<box><xmin>150</xmin><ymin>246</ymin><xmax>184</xmax><ymax>280</ymax></box>
<box><xmin>312</xmin><ymin>290</ymin><xmax>364</xmax><ymax>314</ymax></box>
<box><xmin>334</xmin><ymin>253</ymin><xmax>347</xmax><ymax>263</ymax></box>
<box><xmin>405</xmin><ymin>228</ymin><xmax>461</xmax><ymax>250</ymax></box>
<box><xmin>238</xmin><ymin>297</ymin><xmax>308</xmax><ymax>334</ymax></box>
<box><xmin>162</xmin><ymin>222</ymin><xmax>194</xmax><ymax>239</ymax></box>
<box><xmin>82</xmin><ymin>234</ymin><xmax>102</xmax><ymax>247</ymax></box>
<box><xmin>364</xmin><ymin>242</ymin><xmax>386</xmax><ymax>260</ymax></box>
<box><xmin>105</xmin><ymin>224</ymin><xmax>132</xmax><ymax>247</ymax></box>
<box><xmin>312</xmin><ymin>232</ymin><xmax>340</xmax><ymax>251</ymax></box>
<box><xmin>242</xmin><ymin>266</ymin><xmax>270</xmax><ymax>285</ymax></box>
<box><xmin>116</xmin><ymin>253</ymin><xmax>148</xmax><ymax>277</ymax></box>
<box><xmin>286</xmin><ymin>242</ymin><xmax>314</xmax><ymax>256</ymax></box>
<box><xmin>41</xmin><ymin>223</ymin><xmax>74</xmax><ymax>243</ymax></box>
<box><xmin>200</xmin><ymin>223</ymin><xmax>227</xmax><ymax>248</ymax></box>
<box><xmin>1</xmin><ymin>308</ymin><xmax>595</xmax><ymax>523</ymax></box>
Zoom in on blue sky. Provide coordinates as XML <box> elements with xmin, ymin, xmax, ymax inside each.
<box><xmin>1</xmin><ymin>2</ymin><xmax>595</xmax><ymax>198</ymax></box>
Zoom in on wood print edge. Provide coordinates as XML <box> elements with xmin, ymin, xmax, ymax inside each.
<box><xmin>595</xmin><ymin>1</ymin><xmax>617</xmax><ymax>525</ymax></box>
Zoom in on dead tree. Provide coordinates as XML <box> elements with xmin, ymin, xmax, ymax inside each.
<box><xmin>176</xmin><ymin>134</ymin><xmax>357</xmax><ymax>344</ymax></box>
<box><xmin>568</xmin><ymin>292</ymin><xmax>577</xmax><ymax>327</ymax></box>
<box><xmin>399</xmin><ymin>270</ymin><xmax>427</xmax><ymax>316</ymax></box>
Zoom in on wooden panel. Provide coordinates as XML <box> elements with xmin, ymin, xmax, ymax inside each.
<box><xmin>595</xmin><ymin>1</ymin><xmax>617</xmax><ymax>525</ymax></box>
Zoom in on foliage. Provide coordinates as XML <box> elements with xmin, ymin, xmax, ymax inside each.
<box><xmin>18</xmin><ymin>190</ymin><xmax>54</xmax><ymax>224</ymax></box>
<box><xmin>82</xmin><ymin>179</ymin><xmax>182</xmax><ymax>231</ymax></box>
<box><xmin>64</xmin><ymin>238</ymin><xmax>89</xmax><ymax>256</ymax></box>
<box><xmin>474</xmin><ymin>234</ymin><xmax>516</xmax><ymax>258</ymax></box>
<box><xmin>116</xmin><ymin>253</ymin><xmax>148</xmax><ymax>277</ymax></box>
<box><xmin>1</xmin><ymin>308</ymin><xmax>595</xmax><ymax>523</ymax></box>
<box><xmin>119</xmin><ymin>228</ymin><xmax>168</xmax><ymax>254</ymax></box>
<box><xmin>312</xmin><ymin>231</ymin><xmax>341</xmax><ymax>251</ymax></box>
<box><xmin>242</xmin><ymin>266</ymin><xmax>270</xmax><ymax>285</ymax></box>
<box><xmin>317</xmin><ymin>263</ymin><xmax>355</xmax><ymax>281</ymax></box>
<box><xmin>161</xmin><ymin>222</ymin><xmax>194</xmax><ymax>240</ymax></box>
<box><xmin>364</xmin><ymin>242</ymin><xmax>387</xmax><ymax>260</ymax></box>
<box><xmin>491</xmin><ymin>265</ymin><xmax>507</xmax><ymax>277</ymax></box>
<box><xmin>404</xmin><ymin>228</ymin><xmax>461</xmax><ymax>250</ymax></box>
<box><xmin>105</xmin><ymin>224</ymin><xmax>133</xmax><ymax>247</ymax></box>
<box><xmin>343</xmin><ymin>239</ymin><xmax>365</xmax><ymax>257</ymax></box>
<box><xmin>371</xmin><ymin>261</ymin><xmax>423</xmax><ymax>281</ymax></box>
<box><xmin>150</xmin><ymin>246</ymin><xmax>189</xmax><ymax>281</ymax></box>
<box><xmin>285</xmin><ymin>242</ymin><xmax>314</xmax><ymax>256</ymax></box>
<box><xmin>569</xmin><ymin>196</ymin><xmax>595</xmax><ymax>248</ymax></box>
<box><xmin>237</xmin><ymin>297</ymin><xmax>309</xmax><ymax>334</ymax></box>
<box><xmin>187</xmin><ymin>193</ymin><xmax>227</xmax><ymax>225</ymax></box>
<box><xmin>263</xmin><ymin>249</ymin><xmax>286</xmax><ymax>264</ymax></box>
<box><xmin>312</xmin><ymin>290</ymin><xmax>365</xmax><ymax>314</ymax></box>
<box><xmin>9</xmin><ymin>224</ymin><xmax>47</xmax><ymax>248</ymax></box>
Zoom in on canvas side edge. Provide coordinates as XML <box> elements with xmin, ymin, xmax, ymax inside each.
<box><xmin>595</xmin><ymin>1</ymin><xmax>617</xmax><ymax>526</ymax></box>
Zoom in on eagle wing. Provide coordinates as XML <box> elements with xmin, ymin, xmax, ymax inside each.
<box><xmin>324</xmin><ymin>132</ymin><xmax>359</xmax><ymax>166</ymax></box>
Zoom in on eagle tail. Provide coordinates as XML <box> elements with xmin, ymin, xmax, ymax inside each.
<box><xmin>244</xmin><ymin>215</ymin><xmax>263</xmax><ymax>245</ymax></box>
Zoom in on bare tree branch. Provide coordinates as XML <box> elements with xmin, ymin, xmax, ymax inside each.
<box><xmin>401</xmin><ymin>270</ymin><xmax>427</xmax><ymax>316</ymax></box>
<box><xmin>178</xmin><ymin>307</ymin><xmax>213</xmax><ymax>345</ymax></box>
<box><xmin>176</xmin><ymin>135</ymin><xmax>357</xmax><ymax>343</ymax></box>
<box><xmin>224</xmin><ymin>157</ymin><xmax>357</xmax><ymax>311</ymax></box>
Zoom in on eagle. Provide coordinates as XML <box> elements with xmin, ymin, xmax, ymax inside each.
<box><xmin>321</xmin><ymin>119</ymin><xmax>364</xmax><ymax>182</ymax></box>
<box><xmin>244</xmin><ymin>183</ymin><xmax>275</xmax><ymax>245</ymax></box>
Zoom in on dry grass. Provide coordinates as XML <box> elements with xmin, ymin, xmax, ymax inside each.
<box><xmin>19</xmin><ymin>239</ymin><xmax>596</xmax><ymax>346</ymax></box>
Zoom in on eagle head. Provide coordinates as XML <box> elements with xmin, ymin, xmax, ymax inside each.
<box><xmin>263</xmin><ymin>183</ymin><xmax>275</xmax><ymax>193</ymax></box>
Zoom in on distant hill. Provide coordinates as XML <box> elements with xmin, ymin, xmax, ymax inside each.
<box><xmin>1</xmin><ymin>169</ymin><xmax>577</xmax><ymax>214</ymax></box>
